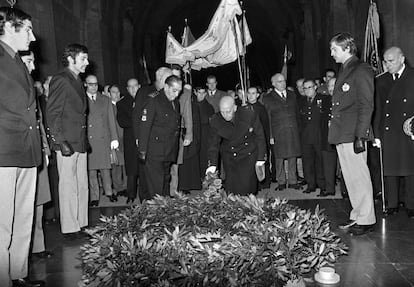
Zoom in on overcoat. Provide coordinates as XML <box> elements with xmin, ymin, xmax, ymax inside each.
<box><xmin>138</xmin><ymin>90</ymin><xmax>181</xmax><ymax>162</ymax></box>
<box><xmin>86</xmin><ymin>92</ymin><xmax>118</xmax><ymax>170</ymax></box>
<box><xmin>208</xmin><ymin>106</ymin><xmax>266</xmax><ymax>195</ymax></box>
<box><xmin>328</xmin><ymin>56</ymin><xmax>374</xmax><ymax>144</ymax></box>
<box><xmin>374</xmin><ymin>67</ymin><xmax>414</xmax><ymax>176</ymax></box>
<box><xmin>46</xmin><ymin>68</ymin><xmax>88</xmax><ymax>153</ymax></box>
<box><xmin>262</xmin><ymin>89</ymin><xmax>301</xmax><ymax>158</ymax></box>
<box><xmin>0</xmin><ymin>43</ymin><xmax>42</xmax><ymax>167</ymax></box>
<box><xmin>117</xmin><ymin>94</ymin><xmax>138</xmax><ymax>175</ymax></box>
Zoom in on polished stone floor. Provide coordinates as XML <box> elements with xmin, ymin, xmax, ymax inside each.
<box><xmin>29</xmin><ymin>198</ymin><xmax>414</xmax><ymax>287</ymax></box>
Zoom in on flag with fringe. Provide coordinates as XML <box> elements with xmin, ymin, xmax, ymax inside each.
<box><xmin>363</xmin><ymin>1</ymin><xmax>383</xmax><ymax>75</ymax></box>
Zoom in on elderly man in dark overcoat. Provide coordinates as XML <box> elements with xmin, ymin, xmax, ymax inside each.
<box><xmin>374</xmin><ymin>46</ymin><xmax>414</xmax><ymax>218</ymax></box>
<box><xmin>328</xmin><ymin>33</ymin><xmax>376</xmax><ymax>235</ymax></box>
<box><xmin>207</xmin><ymin>96</ymin><xmax>266</xmax><ymax>195</ymax></box>
<box><xmin>263</xmin><ymin>73</ymin><xmax>302</xmax><ymax>191</ymax></box>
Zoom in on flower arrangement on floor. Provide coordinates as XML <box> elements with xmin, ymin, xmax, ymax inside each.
<box><xmin>79</xmin><ymin>172</ymin><xmax>347</xmax><ymax>287</ymax></box>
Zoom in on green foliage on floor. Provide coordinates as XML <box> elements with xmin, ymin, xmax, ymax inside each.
<box><xmin>79</xmin><ymin>177</ymin><xmax>347</xmax><ymax>287</ymax></box>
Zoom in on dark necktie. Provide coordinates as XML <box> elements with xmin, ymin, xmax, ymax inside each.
<box><xmin>394</xmin><ymin>73</ymin><xmax>399</xmax><ymax>81</ymax></box>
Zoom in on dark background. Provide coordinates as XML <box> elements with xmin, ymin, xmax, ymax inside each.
<box><xmin>1</xmin><ymin>0</ymin><xmax>412</xmax><ymax>92</ymax></box>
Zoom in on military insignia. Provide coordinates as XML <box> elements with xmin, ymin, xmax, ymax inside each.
<box><xmin>249</xmin><ymin>127</ymin><xmax>254</xmax><ymax>132</ymax></box>
<box><xmin>141</xmin><ymin>108</ymin><xmax>147</xmax><ymax>121</ymax></box>
<box><xmin>342</xmin><ymin>83</ymin><xmax>350</xmax><ymax>92</ymax></box>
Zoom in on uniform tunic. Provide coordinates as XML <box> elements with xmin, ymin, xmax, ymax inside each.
<box><xmin>208</xmin><ymin>106</ymin><xmax>266</xmax><ymax>195</ymax></box>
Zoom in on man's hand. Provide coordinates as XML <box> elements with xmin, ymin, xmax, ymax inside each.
<box><xmin>353</xmin><ymin>137</ymin><xmax>366</xmax><ymax>154</ymax></box>
<box><xmin>183</xmin><ymin>139</ymin><xmax>192</xmax><ymax>146</ymax></box>
<box><xmin>256</xmin><ymin>161</ymin><xmax>265</xmax><ymax>166</ymax></box>
<box><xmin>135</xmin><ymin>139</ymin><xmax>139</xmax><ymax>147</ymax></box>
<box><xmin>270</xmin><ymin>138</ymin><xmax>275</xmax><ymax>145</ymax></box>
<box><xmin>138</xmin><ymin>151</ymin><xmax>146</xmax><ymax>163</ymax></box>
<box><xmin>111</xmin><ymin>140</ymin><xmax>119</xmax><ymax>150</ymax></box>
<box><xmin>60</xmin><ymin>141</ymin><xmax>74</xmax><ymax>157</ymax></box>
<box><xmin>205</xmin><ymin>166</ymin><xmax>217</xmax><ymax>175</ymax></box>
<box><xmin>372</xmin><ymin>138</ymin><xmax>381</xmax><ymax>148</ymax></box>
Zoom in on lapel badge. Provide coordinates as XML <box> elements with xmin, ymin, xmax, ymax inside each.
<box><xmin>249</xmin><ymin>127</ymin><xmax>254</xmax><ymax>133</ymax></box>
<box><xmin>342</xmin><ymin>83</ymin><xmax>350</xmax><ymax>92</ymax></box>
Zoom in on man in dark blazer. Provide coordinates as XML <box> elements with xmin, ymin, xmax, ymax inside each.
<box><xmin>0</xmin><ymin>7</ymin><xmax>44</xmax><ymax>287</ymax></box>
<box><xmin>207</xmin><ymin>96</ymin><xmax>266</xmax><ymax>195</ymax></box>
<box><xmin>206</xmin><ymin>74</ymin><xmax>227</xmax><ymax>112</ymax></box>
<box><xmin>328</xmin><ymin>33</ymin><xmax>376</xmax><ymax>235</ymax></box>
<box><xmin>298</xmin><ymin>79</ymin><xmax>326</xmax><ymax>194</ymax></box>
<box><xmin>374</xmin><ymin>46</ymin><xmax>414</xmax><ymax>218</ymax></box>
<box><xmin>137</xmin><ymin>75</ymin><xmax>182</xmax><ymax>197</ymax></box>
<box><xmin>46</xmin><ymin>43</ymin><xmax>89</xmax><ymax>240</ymax></box>
<box><xmin>263</xmin><ymin>73</ymin><xmax>302</xmax><ymax>191</ymax></box>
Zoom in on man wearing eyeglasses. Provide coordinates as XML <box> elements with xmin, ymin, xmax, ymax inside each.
<box><xmin>298</xmin><ymin>79</ymin><xmax>326</xmax><ymax>194</ymax></box>
<box><xmin>84</xmin><ymin>75</ymin><xmax>119</xmax><ymax>207</ymax></box>
<box><xmin>46</xmin><ymin>43</ymin><xmax>90</xmax><ymax>241</ymax></box>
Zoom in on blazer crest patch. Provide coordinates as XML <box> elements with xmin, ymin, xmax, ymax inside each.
<box><xmin>342</xmin><ymin>83</ymin><xmax>350</xmax><ymax>92</ymax></box>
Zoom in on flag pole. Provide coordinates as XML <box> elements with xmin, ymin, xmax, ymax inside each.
<box><xmin>241</xmin><ymin>7</ymin><xmax>248</xmax><ymax>91</ymax></box>
<box><xmin>231</xmin><ymin>18</ymin><xmax>246</xmax><ymax>105</ymax></box>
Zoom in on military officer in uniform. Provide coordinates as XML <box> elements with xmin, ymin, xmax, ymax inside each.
<box><xmin>206</xmin><ymin>96</ymin><xmax>266</xmax><ymax>195</ymax></box>
<box><xmin>374</xmin><ymin>46</ymin><xmax>414</xmax><ymax>218</ymax></box>
<box><xmin>298</xmin><ymin>79</ymin><xmax>326</xmax><ymax>194</ymax></box>
<box><xmin>138</xmin><ymin>75</ymin><xmax>182</xmax><ymax>198</ymax></box>
<box><xmin>329</xmin><ymin>33</ymin><xmax>376</xmax><ymax>235</ymax></box>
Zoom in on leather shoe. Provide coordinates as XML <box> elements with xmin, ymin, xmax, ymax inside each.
<box><xmin>12</xmin><ymin>278</ymin><xmax>45</xmax><ymax>287</ymax></box>
<box><xmin>275</xmin><ymin>184</ymin><xmax>286</xmax><ymax>191</ymax></box>
<box><xmin>383</xmin><ymin>207</ymin><xmax>398</xmax><ymax>216</ymax></box>
<box><xmin>287</xmin><ymin>183</ymin><xmax>302</xmax><ymax>190</ymax></box>
<box><xmin>338</xmin><ymin>220</ymin><xmax>356</xmax><ymax>229</ymax></box>
<box><xmin>32</xmin><ymin>250</ymin><xmax>54</xmax><ymax>259</ymax></box>
<box><xmin>89</xmin><ymin>200</ymin><xmax>99</xmax><ymax>207</ymax></box>
<box><xmin>349</xmin><ymin>224</ymin><xmax>375</xmax><ymax>236</ymax></box>
<box><xmin>407</xmin><ymin>209</ymin><xmax>414</xmax><ymax>219</ymax></box>
<box><xmin>317</xmin><ymin>191</ymin><xmax>335</xmax><ymax>197</ymax></box>
<box><xmin>117</xmin><ymin>189</ymin><xmax>127</xmax><ymax>197</ymax></box>
<box><xmin>303</xmin><ymin>188</ymin><xmax>315</xmax><ymax>194</ymax></box>
<box><xmin>107</xmin><ymin>194</ymin><xmax>118</xmax><ymax>202</ymax></box>
<box><xmin>126</xmin><ymin>197</ymin><xmax>135</xmax><ymax>204</ymax></box>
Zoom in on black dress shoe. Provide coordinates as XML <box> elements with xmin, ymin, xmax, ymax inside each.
<box><xmin>383</xmin><ymin>207</ymin><xmax>398</xmax><ymax>216</ymax></box>
<box><xmin>338</xmin><ymin>220</ymin><xmax>356</xmax><ymax>229</ymax></box>
<box><xmin>407</xmin><ymin>209</ymin><xmax>414</xmax><ymax>219</ymax></box>
<box><xmin>117</xmin><ymin>189</ymin><xmax>127</xmax><ymax>197</ymax></box>
<box><xmin>12</xmin><ymin>278</ymin><xmax>45</xmax><ymax>287</ymax></box>
<box><xmin>287</xmin><ymin>183</ymin><xmax>302</xmax><ymax>190</ymax></box>
<box><xmin>107</xmin><ymin>194</ymin><xmax>118</xmax><ymax>202</ymax></box>
<box><xmin>271</xmin><ymin>178</ymin><xmax>277</xmax><ymax>183</ymax></box>
<box><xmin>32</xmin><ymin>250</ymin><xmax>54</xmax><ymax>259</ymax></box>
<box><xmin>89</xmin><ymin>200</ymin><xmax>99</xmax><ymax>207</ymax></box>
<box><xmin>275</xmin><ymin>184</ymin><xmax>286</xmax><ymax>191</ymax></box>
<box><xmin>317</xmin><ymin>191</ymin><xmax>336</xmax><ymax>197</ymax></box>
<box><xmin>349</xmin><ymin>224</ymin><xmax>375</xmax><ymax>236</ymax></box>
<box><xmin>126</xmin><ymin>197</ymin><xmax>135</xmax><ymax>204</ymax></box>
<box><xmin>303</xmin><ymin>188</ymin><xmax>315</xmax><ymax>194</ymax></box>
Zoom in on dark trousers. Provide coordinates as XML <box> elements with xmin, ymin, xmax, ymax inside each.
<box><xmin>145</xmin><ymin>159</ymin><xmax>172</xmax><ymax>198</ymax></box>
<box><xmin>322</xmin><ymin>150</ymin><xmax>337</xmax><ymax>193</ymax></box>
<box><xmin>302</xmin><ymin>143</ymin><xmax>325</xmax><ymax>190</ymax></box>
<box><xmin>368</xmin><ymin>144</ymin><xmax>382</xmax><ymax>194</ymax></box>
<box><xmin>44</xmin><ymin>151</ymin><xmax>60</xmax><ymax>220</ymax></box>
<box><xmin>385</xmin><ymin>175</ymin><xmax>414</xmax><ymax>209</ymax></box>
<box><xmin>270</xmin><ymin>145</ymin><xmax>276</xmax><ymax>181</ymax></box>
<box><xmin>126</xmin><ymin>174</ymin><xmax>138</xmax><ymax>199</ymax></box>
<box><xmin>138</xmin><ymin>161</ymin><xmax>151</xmax><ymax>201</ymax></box>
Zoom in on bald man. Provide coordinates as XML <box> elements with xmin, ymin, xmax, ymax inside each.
<box><xmin>84</xmin><ymin>75</ymin><xmax>119</xmax><ymax>206</ymax></box>
<box><xmin>207</xmin><ymin>96</ymin><xmax>266</xmax><ymax>195</ymax></box>
<box><xmin>374</xmin><ymin>46</ymin><xmax>414</xmax><ymax>218</ymax></box>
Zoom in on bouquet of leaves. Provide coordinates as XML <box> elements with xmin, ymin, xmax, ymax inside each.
<box><xmin>80</xmin><ymin>191</ymin><xmax>347</xmax><ymax>287</ymax></box>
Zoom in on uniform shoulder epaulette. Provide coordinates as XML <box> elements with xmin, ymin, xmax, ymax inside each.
<box><xmin>149</xmin><ymin>91</ymin><xmax>159</xmax><ymax>98</ymax></box>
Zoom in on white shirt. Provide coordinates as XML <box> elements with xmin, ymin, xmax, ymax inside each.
<box><xmin>393</xmin><ymin>63</ymin><xmax>405</xmax><ymax>80</ymax></box>
<box><xmin>87</xmin><ymin>92</ymin><xmax>97</xmax><ymax>101</ymax></box>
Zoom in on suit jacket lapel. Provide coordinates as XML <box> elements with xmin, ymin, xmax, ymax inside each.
<box><xmin>334</xmin><ymin>56</ymin><xmax>358</xmax><ymax>95</ymax></box>
<box><xmin>64</xmin><ymin>68</ymin><xmax>86</xmax><ymax>105</ymax></box>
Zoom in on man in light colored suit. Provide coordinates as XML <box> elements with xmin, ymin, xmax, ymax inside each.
<box><xmin>328</xmin><ymin>33</ymin><xmax>376</xmax><ymax>235</ymax></box>
<box><xmin>46</xmin><ymin>43</ymin><xmax>90</xmax><ymax>241</ymax></box>
<box><xmin>0</xmin><ymin>7</ymin><xmax>45</xmax><ymax>287</ymax></box>
<box><xmin>85</xmin><ymin>75</ymin><xmax>119</xmax><ymax>206</ymax></box>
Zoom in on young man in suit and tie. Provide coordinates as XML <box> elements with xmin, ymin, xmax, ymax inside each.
<box><xmin>46</xmin><ymin>43</ymin><xmax>90</xmax><ymax>241</ymax></box>
<box><xmin>0</xmin><ymin>6</ymin><xmax>45</xmax><ymax>287</ymax></box>
<box><xmin>329</xmin><ymin>33</ymin><xmax>376</xmax><ymax>235</ymax></box>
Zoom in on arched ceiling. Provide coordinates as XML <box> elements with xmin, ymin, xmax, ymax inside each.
<box><xmin>123</xmin><ymin>0</ymin><xmax>305</xmax><ymax>89</ymax></box>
